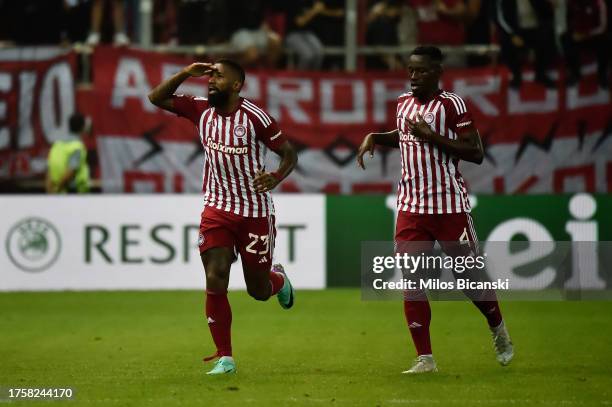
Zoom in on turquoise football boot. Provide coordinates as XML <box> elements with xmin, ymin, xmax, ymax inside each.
<box><xmin>206</xmin><ymin>356</ymin><xmax>236</xmax><ymax>375</ymax></box>
<box><xmin>273</xmin><ymin>264</ymin><xmax>294</xmax><ymax>309</ymax></box>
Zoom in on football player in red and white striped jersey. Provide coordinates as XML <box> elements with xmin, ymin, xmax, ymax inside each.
<box><xmin>357</xmin><ymin>46</ymin><xmax>514</xmax><ymax>373</ymax></box>
<box><xmin>149</xmin><ymin>60</ymin><xmax>297</xmax><ymax>375</ymax></box>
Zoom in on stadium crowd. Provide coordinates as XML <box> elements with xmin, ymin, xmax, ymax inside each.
<box><xmin>0</xmin><ymin>0</ymin><xmax>610</xmax><ymax>85</ymax></box>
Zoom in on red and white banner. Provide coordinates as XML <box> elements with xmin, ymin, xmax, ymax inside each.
<box><xmin>2</xmin><ymin>46</ymin><xmax>612</xmax><ymax>193</ymax></box>
<box><xmin>0</xmin><ymin>48</ymin><xmax>77</xmax><ymax>180</ymax></box>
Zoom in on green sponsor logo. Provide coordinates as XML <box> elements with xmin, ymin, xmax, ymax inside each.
<box><xmin>6</xmin><ymin>218</ymin><xmax>62</xmax><ymax>272</ymax></box>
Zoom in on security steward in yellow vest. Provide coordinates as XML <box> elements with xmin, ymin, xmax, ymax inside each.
<box><xmin>46</xmin><ymin>113</ymin><xmax>91</xmax><ymax>194</ymax></box>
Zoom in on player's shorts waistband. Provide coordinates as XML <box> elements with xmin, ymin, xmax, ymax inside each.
<box><xmin>201</xmin><ymin>203</ymin><xmax>275</xmax><ymax>219</ymax></box>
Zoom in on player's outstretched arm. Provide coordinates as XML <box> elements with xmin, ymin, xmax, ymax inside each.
<box><xmin>356</xmin><ymin>129</ymin><xmax>399</xmax><ymax>169</ymax></box>
<box><xmin>408</xmin><ymin>113</ymin><xmax>484</xmax><ymax>164</ymax></box>
<box><xmin>148</xmin><ymin>63</ymin><xmax>215</xmax><ymax>113</ymax></box>
<box><xmin>253</xmin><ymin>141</ymin><xmax>298</xmax><ymax>193</ymax></box>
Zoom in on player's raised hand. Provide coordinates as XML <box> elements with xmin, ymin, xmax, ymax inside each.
<box><xmin>407</xmin><ymin>114</ymin><xmax>433</xmax><ymax>140</ymax></box>
<box><xmin>357</xmin><ymin>133</ymin><xmax>376</xmax><ymax>170</ymax></box>
<box><xmin>253</xmin><ymin>170</ymin><xmax>280</xmax><ymax>193</ymax></box>
<box><xmin>184</xmin><ymin>63</ymin><xmax>216</xmax><ymax>77</ymax></box>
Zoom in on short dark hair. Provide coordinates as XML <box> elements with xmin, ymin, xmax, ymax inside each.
<box><xmin>410</xmin><ymin>46</ymin><xmax>444</xmax><ymax>63</ymax></box>
<box><xmin>216</xmin><ymin>59</ymin><xmax>245</xmax><ymax>86</ymax></box>
<box><xmin>69</xmin><ymin>113</ymin><xmax>85</xmax><ymax>133</ymax></box>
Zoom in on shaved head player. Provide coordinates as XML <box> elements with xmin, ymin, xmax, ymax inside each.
<box><xmin>149</xmin><ymin>60</ymin><xmax>298</xmax><ymax>375</ymax></box>
<box><xmin>357</xmin><ymin>46</ymin><xmax>514</xmax><ymax>373</ymax></box>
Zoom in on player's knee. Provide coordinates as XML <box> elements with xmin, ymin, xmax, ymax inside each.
<box><xmin>204</xmin><ymin>260</ymin><xmax>231</xmax><ymax>284</ymax></box>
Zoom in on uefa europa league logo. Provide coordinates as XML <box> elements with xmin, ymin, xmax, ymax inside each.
<box><xmin>6</xmin><ymin>218</ymin><xmax>61</xmax><ymax>272</ymax></box>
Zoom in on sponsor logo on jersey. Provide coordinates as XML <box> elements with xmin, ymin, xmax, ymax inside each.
<box><xmin>206</xmin><ymin>137</ymin><xmax>248</xmax><ymax>155</ymax></box>
<box><xmin>6</xmin><ymin>217</ymin><xmax>61</xmax><ymax>272</ymax></box>
<box><xmin>399</xmin><ymin>133</ymin><xmax>419</xmax><ymax>142</ymax></box>
<box><xmin>456</xmin><ymin>120</ymin><xmax>472</xmax><ymax>128</ymax></box>
<box><xmin>198</xmin><ymin>233</ymin><xmax>205</xmax><ymax>247</ymax></box>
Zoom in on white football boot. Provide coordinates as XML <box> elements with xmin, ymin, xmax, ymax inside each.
<box><xmin>491</xmin><ymin>321</ymin><xmax>514</xmax><ymax>366</ymax></box>
<box><xmin>402</xmin><ymin>355</ymin><xmax>438</xmax><ymax>374</ymax></box>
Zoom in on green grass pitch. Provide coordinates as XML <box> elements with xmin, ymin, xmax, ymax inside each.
<box><xmin>1</xmin><ymin>290</ymin><xmax>611</xmax><ymax>406</ymax></box>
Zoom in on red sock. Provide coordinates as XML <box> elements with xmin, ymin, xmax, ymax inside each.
<box><xmin>205</xmin><ymin>290</ymin><xmax>232</xmax><ymax>357</ymax></box>
<box><xmin>473</xmin><ymin>300</ymin><xmax>503</xmax><ymax>328</ymax></box>
<box><xmin>403</xmin><ymin>299</ymin><xmax>432</xmax><ymax>355</ymax></box>
<box><xmin>269</xmin><ymin>271</ymin><xmax>285</xmax><ymax>296</ymax></box>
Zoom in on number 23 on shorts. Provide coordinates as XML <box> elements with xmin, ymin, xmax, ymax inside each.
<box><xmin>245</xmin><ymin>233</ymin><xmax>270</xmax><ymax>255</ymax></box>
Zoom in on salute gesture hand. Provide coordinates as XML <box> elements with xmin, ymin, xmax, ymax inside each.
<box><xmin>184</xmin><ymin>63</ymin><xmax>216</xmax><ymax>77</ymax></box>
<box><xmin>407</xmin><ymin>114</ymin><xmax>434</xmax><ymax>141</ymax></box>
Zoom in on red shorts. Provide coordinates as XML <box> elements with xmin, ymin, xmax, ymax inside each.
<box><xmin>395</xmin><ymin>212</ymin><xmax>495</xmax><ymax>301</ymax></box>
<box><xmin>395</xmin><ymin>211</ymin><xmax>479</xmax><ymax>255</ymax></box>
<box><xmin>198</xmin><ymin>206</ymin><xmax>276</xmax><ymax>270</ymax></box>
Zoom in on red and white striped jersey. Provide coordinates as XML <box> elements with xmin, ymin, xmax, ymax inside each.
<box><xmin>173</xmin><ymin>95</ymin><xmax>286</xmax><ymax>218</ymax></box>
<box><xmin>396</xmin><ymin>90</ymin><xmax>475</xmax><ymax>214</ymax></box>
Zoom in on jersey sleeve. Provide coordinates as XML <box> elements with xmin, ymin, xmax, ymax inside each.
<box><xmin>171</xmin><ymin>95</ymin><xmax>209</xmax><ymax>124</ymax></box>
<box><xmin>448</xmin><ymin>95</ymin><xmax>477</xmax><ymax>135</ymax></box>
<box><xmin>454</xmin><ymin>110</ymin><xmax>476</xmax><ymax>135</ymax></box>
<box><xmin>254</xmin><ymin>113</ymin><xmax>287</xmax><ymax>151</ymax></box>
